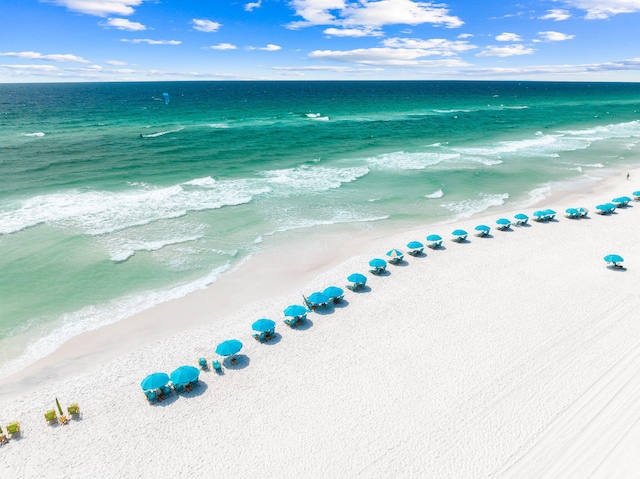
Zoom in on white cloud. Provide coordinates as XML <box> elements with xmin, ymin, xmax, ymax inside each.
<box><xmin>273</xmin><ymin>65</ymin><xmax>384</xmax><ymax>72</ymax></box>
<box><xmin>1</xmin><ymin>64</ymin><xmax>59</xmax><ymax>71</ymax></box>
<box><xmin>207</xmin><ymin>43</ymin><xmax>238</xmax><ymax>50</ymax></box>
<box><xmin>540</xmin><ymin>9</ymin><xmax>571</xmax><ymax>21</ymax></box>
<box><xmin>495</xmin><ymin>32</ymin><xmax>522</xmax><ymax>42</ymax></box>
<box><xmin>103</xmin><ymin>18</ymin><xmax>146</xmax><ymax>30</ymax></box>
<box><xmin>245</xmin><ymin>0</ymin><xmax>262</xmax><ymax>11</ymax></box>
<box><xmin>105</xmin><ymin>60</ymin><xmax>128</xmax><ymax>65</ymax></box>
<box><xmin>457</xmin><ymin>58</ymin><xmax>640</xmax><ymax>77</ymax></box>
<box><xmin>0</xmin><ymin>51</ymin><xmax>90</xmax><ymax>63</ymax></box>
<box><xmin>535</xmin><ymin>31</ymin><xmax>575</xmax><ymax>42</ymax></box>
<box><xmin>247</xmin><ymin>44</ymin><xmax>282</xmax><ymax>51</ymax></box>
<box><xmin>381</xmin><ymin>37</ymin><xmax>476</xmax><ymax>55</ymax></box>
<box><xmin>477</xmin><ymin>44</ymin><xmax>534</xmax><ymax>57</ymax></box>
<box><xmin>192</xmin><ymin>19</ymin><xmax>222</xmax><ymax>32</ymax></box>
<box><xmin>42</xmin><ymin>0</ymin><xmax>145</xmax><ymax>17</ymax></box>
<box><xmin>309</xmin><ymin>47</ymin><xmax>470</xmax><ymax>67</ymax></box>
<box><xmin>120</xmin><ymin>39</ymin><xmax>181</xmax><ymax>45</ymax></box>
<box><xmin>458</xmin><ymin>33</ymin><xmax>473</xmax><ymax>39</ymax></box>
<box><xmin>288</xmin><ymin>0</ymin><xmax>463</xmax><ymax>29</ymax></box>
<box><xmin>323</xmin><ymin>27</ymin><xmax>383</xmax><ymax>37</ymax></box>
<box><xmin>563</xmin><ymin>0</ymin><xmax>640</xmax><ymax>19</ymax></box>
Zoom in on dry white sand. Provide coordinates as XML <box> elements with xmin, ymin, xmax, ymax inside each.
<box><xmin>1</xmin><ymin>169</ymin><xmax>640</xmax><ymax>478</ymax></box>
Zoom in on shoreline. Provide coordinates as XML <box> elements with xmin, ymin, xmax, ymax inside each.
<box><xmin>1</xmin><ymin>165</ymin><xmax>640</xmax><ymax>476</ymax></box>
<box><xmin>0</xmin><ymin>164</ymin><xmax>636</xmax><ymax>401</ymax></box>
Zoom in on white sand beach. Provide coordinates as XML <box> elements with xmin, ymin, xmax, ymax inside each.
<box><xmin>2</xmin><ymin>169</ymin><xmax>640</xmax><ymax>478</ymax></box>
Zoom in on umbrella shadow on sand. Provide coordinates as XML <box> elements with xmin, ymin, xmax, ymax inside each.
<box><xmin>224</xmin><ymin>354</ymin><xmax>251</xmax><ymax>370</ymax></box>
<box><xmin>261</xmin><ymin>333</ymin><xmax>283</xmax><ymax>346</ymax></box>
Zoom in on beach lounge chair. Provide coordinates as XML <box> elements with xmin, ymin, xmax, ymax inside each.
<box><xmin>44</xmin><ymin>409</ymin><xmax>57</xmax><ymax>424</ymax></box>
<box><xmin>0</xmin><ymin>426</ymin><xmax>7</xmax><ymax>445</ymax></box>
<box><xmin>67</xmin><ymin>403</ymin><xmax>80</xmax><ymax>417</ymax></box>
<box><xmin>144</xmin><ymin>389</ymin><xmax>158</xmax><ymax>404</ymax></box>
<box><xmin>198</xmin><ymin>357</ymin><xmax>208</xmax><ymax>370</ymax></box>
<box><xmin>284</xmin><ymin>317</ymin><xmax>298</xmax><ymax>328</ymax></box>
<box><xmin>6</xmin><ymin>422</ymin><xmax>20</xmax><ymax>437</ymax></box>
<box><xmin>161</xmin><ymin>385</ymin><xmax>172</xmax><ymax>397</ymax></box>
<box><xmin>213</xmin><ymin>360</ymin><xmax>222</xmax><ymax>373</ymax></box>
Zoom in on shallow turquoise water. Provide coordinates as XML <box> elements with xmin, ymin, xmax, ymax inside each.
<box><xmin>1</xmin><ymin>81</ymin><xmax>640</xmax><ymax>377</ymax></box>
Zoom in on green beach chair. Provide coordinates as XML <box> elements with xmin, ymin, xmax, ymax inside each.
<box><xmin>44</xmin><ymin>409</ymin><xmax>57</xmax><ymax>424</ymax></box>
<box><xmin>67</xmin><ymin>403</ymin><xmax>80</xmax><ymax>416</ymax></box>
<box><xmin>6</xmin><ymin>421</ymin><xmax>20</xmax><ymax>436</ymax></box>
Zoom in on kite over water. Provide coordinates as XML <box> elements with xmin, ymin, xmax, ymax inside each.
<box><xmin>162</xmin><ymin>92</ymin><xmax>170</xmax><ymax>105</ymax></box>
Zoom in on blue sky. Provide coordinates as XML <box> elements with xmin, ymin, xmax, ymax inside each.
<box><xmin>1</xmin><ymin>0</ymin><xmax>640</xmax><ymax>82</ymax></box>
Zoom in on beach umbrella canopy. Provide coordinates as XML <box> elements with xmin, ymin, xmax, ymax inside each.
<box><xmin>496</xmin><ymin>218</ymin><xmax>511</xmax><ymax>225</ymax></box>
<box><xmin>633</xmin><ymin>190</ymin><xmax>640</xmax><ymax>197</ymax></box>
<box><xmin>596</xmin><ymin>204</ymin><xmax>609</xmax><ymax>211</ymax></box>
<box><xmin>308</xmin><ymin>291</ymin><xmax>330</xmax><ymax>305</ymax></box>
<box><xmin>284</xmin><ymin>305</ymin><xmax>308</xmax><ymax>317</ymax></box>
<box><xmin>426</xmin><ymin>234</ymin><xmax>442</xmax><ymax>242</ymax></box>
<box><xmin>604</xmin><ymin>203</ymin><xmax>617</xmax><ymax>211</ymax></box>
<box><xmin>578</xmin><ymin>207</ymin><xmax>588</xmax><ymax>215</ymax></box>
<box><xmin>347</xmin><ymin>273</ymin><xmax>367</xmax><ymax>284</ymax></box>
<box><xmin>252</xmin><ymin>318</ymin><xmax>276</xmax><ymax>332</ymax></box>
<box><xmin>543</xmin><ymin>209</ymin><xmax>556</xmax><ymax>215</ymax></box>
<box><xmin>386</xmin><ymin>249</ymin><xmax>403</xmax><ymax>258</ymax></box>
<box><xmin>474</xmin><ymin>225</ymin><xmax>490</xmax><ymax>232</ymax></box>
<box><xmin>216</xmin><ymin>339</ymin><xmax>243</xmax><ymax>357</ymax></box>
<box><xmin>613</xmin><ymin>196</ymin><xmax>631</xmax><ymax>203</ymax></box>
<box><xmin>452</xmin><ymin>229</ymin><xmax>467</xmax><ymax>236</ymax></box>
<box><xmin>140</xmin><ymin>372</ymin><xmax>170</xmax><ymax>391</ymax></box>
<box><xmin>604</xmin><ymin>254</ymin><xmax>624</xmax><ymax>264</ymax></box>
<box><xmin>323</xmin><ymin>286</ymin><xmax>344</xmax><ymax>298</ymax></box>
<box><xmin>565</xmin><ymin>208</ymin><xmax>579</xmax><ymax>215</ymax></box>
<box><xmin>533</xmin><ymin>210</ymin><xmax>545</xmax><ymax>218</ymax></box>
<box><xmin>407</xmin><ymin>241</ymin><xmax>423</xmax><ymax>249</ymax></box>
<box><xmin>170</xmin><ymin>365</ymin><xmax>200</xmax><ymax>386</ymax></box>
<box><xmin>369</xmin><ymin>258</ymin><xmax>386</xmax><ymax>268</ymax></box>
<box><xmin>514</xmin><ymin>213</ymin><xmax>528</xmax><ymax>220</ymax></box>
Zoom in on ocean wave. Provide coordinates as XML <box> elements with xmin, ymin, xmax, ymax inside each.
<box><xmin>441</xmin><ymin>193</ymin><xmax>509</xmax><ymax>219</ymax></box>
<box><xmin>558</xmin><ymin>119</ymin><xmax>640</xmax><ymax>138</ymax></box>
<box><xmin>22</xmin><ymin>132</ymin><xmax>45</xmax><ymax>137</ymax></box>
<box><xmin>141</xmin><ymin>127</ymin><xmax>185</xmax><ymax>138</ymax></box>
<box><xmin>306</xmin><ymin>113</ymin><xmax>329</xmax><ymax>121</ymax></box>
<box><xmin>367</xmin><ymin>151</ymin><xmax>459</xmax><ymax>170</ymax></box>
<box><xmin>107</xmin><ymin>233</ymin><xmax>205</xmax><ymax>262</ymax></box>
<box><xmin>0</xmin><ymin>165</ymin><xmax>370</xmax><ymax>236</ymax></box>
<box><xmin>425</xmin><ymin>189</ymin><xmax>444</xmax><ymax>199</ymax></box>
<box><xmin>0</xmin><ymin>263</ymin><xmax>232</xmax><ymax>380</ymax></box>
<box><xmin>264</xmin><ymin>213</ymin><xmax>390</xmax><ymax>237</ymax></box>
<box><xmin>208</xmin><ymin>123</ymin><xmax>231</xmax><ymax>129</ymax></box>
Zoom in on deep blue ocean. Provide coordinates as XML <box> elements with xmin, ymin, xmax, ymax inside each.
<box><xmin>1</xmin><ymin>80</ymin><xmax>639</xmax><ymax>377</ymax></box>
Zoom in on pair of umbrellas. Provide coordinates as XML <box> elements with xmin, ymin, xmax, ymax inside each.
<box><xmin>141</xmin><ymin>366</ymin><xmax>201</xmax><ymax>390</ymax></box>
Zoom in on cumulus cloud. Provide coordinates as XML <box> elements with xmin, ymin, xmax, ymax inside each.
<box><xmin>540</xmin><ymin>9</ymin><xmax>571</xmax><ymax>21</ymax></box>
<box><xmin>273</xmin><ymin>65</ymin><xmax>384</xmax><ymax>72</ymax></box>
<box><xmin>245</xmin><ymin>0</ymin><xmax>262</xmax><ymax>11</ymax></box>
<box><xmin>381</xmin><ymin>37</ymin><xmax>476</xmax><ymax>55</ymax></box>
<box><xmin>563</xmin><ymin>0</ymin><xmax>640</xmax><ymax>19</ymax></box>
<box><xmin>42</xmin><ymin>0</ymin><xmax>146</xmax><ymax>17</ymax></box>
<box><xmin>247</xmin><ymin>44</ymin><xmax>282</xmax><ymax>51</ymax></box>
<box><xmin>103</xmin><ymin>18</ymin><xmax>146</xmax><ymax>30</ymax></box>
<box><xmin>535</xmin><ymin>31</ymin><xmax>575</xmax><ymax>42</ymax></box>
<box><xmin>458</xmin><ymin>33</ymin><xmax>473</xmax><ymax>39</ymax></box>
<box><xmin>495</xmin><ymin>32</ymin><xmax>522</xmax><ymax>42</ymax></box>
<box><xmin>323</xmin><ymin>27</ymin><xmax>383</xmax><ymax>37</ymax></box>
<box><xmin>477</xmin><ymin>44</ymin><xmax>534</xmax><ymax>57</ymax></box>
<box><xmin>309</xmin><ymin>47</ymin><xmax>470</xmax><ymax>67</ymax></box>
<box><xmin>192</xmin><ymin>19</ymin><xmax>222</xmax><ymax>32</ymax></box>
<box><xmin>288</xmin><ymin>0</ymin><xmax>463</xmax><ymax>30</ymax></box>
<box><xmin>105</xmin><ymin>60</ymin><xmax>128</xmax><ymax>65</ymax></box>
<box><xmin>0</xmin><ymin>51</ymin><xmax>90</xmax><ymax>63</ymax></box>
<box><xmin>121</xmin><ymin>38</ymin><xmax>181</xmax><ymax>45</ymax></box>
<box><xmin>207</xmin><ymin>43</ymin><xmax>238</xmax><ymax>50</ymax></box>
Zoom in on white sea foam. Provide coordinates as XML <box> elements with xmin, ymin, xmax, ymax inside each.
<box><xmin>22</xmin><ymin>132</ymin><xmax>45</xmax><ymax>137</ymax></box>
<box><xmin>208</xmin><ymin>123</ymin><xmax>231</xmax><ymax>129</ymax></box>
<box><xmin>183</xmin><ymin>176</ymin><xmax>217</xmax><ymax>187</ymax></box>
<box><xmin>107</xmin><ymin>233</ymin><xmax>205</xmax><ymax>263</ymax></box>
<box><xmin>141</xmin><ymin>127</ymin><xmax>185</xmax><ymax>138</ymax></box>
<box><xmin>306</xmin><ymin>113</ymin><xmax>321</xmax><ymax>118</ymax></box>
<box><xmin>0</xmin><ymin>263</ymin><xmax>232</xmax><ymax>380</ymax></box>
<box><xmin>425</xmin><ymin>189</ymin><xmax>444</xmax><ymax>199</ymax></box>
<box><xmin>261</xmin><ymin>165</ymin><xmax>369</xmax><ymax>192</ymax></box>
<box><xmin>441</xmin><ymin>193</ymin><xmax>509</xmax><ymax>219</ymax></box>
<box><xmin>367</xmin><ymin>151</ymin><xmax>459</xmax><ymax>170</ymax></box>
<box><xmin>264</xmin><ymin>214</ymin><xmax>390</xmax><ymax>237</ymax></box>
